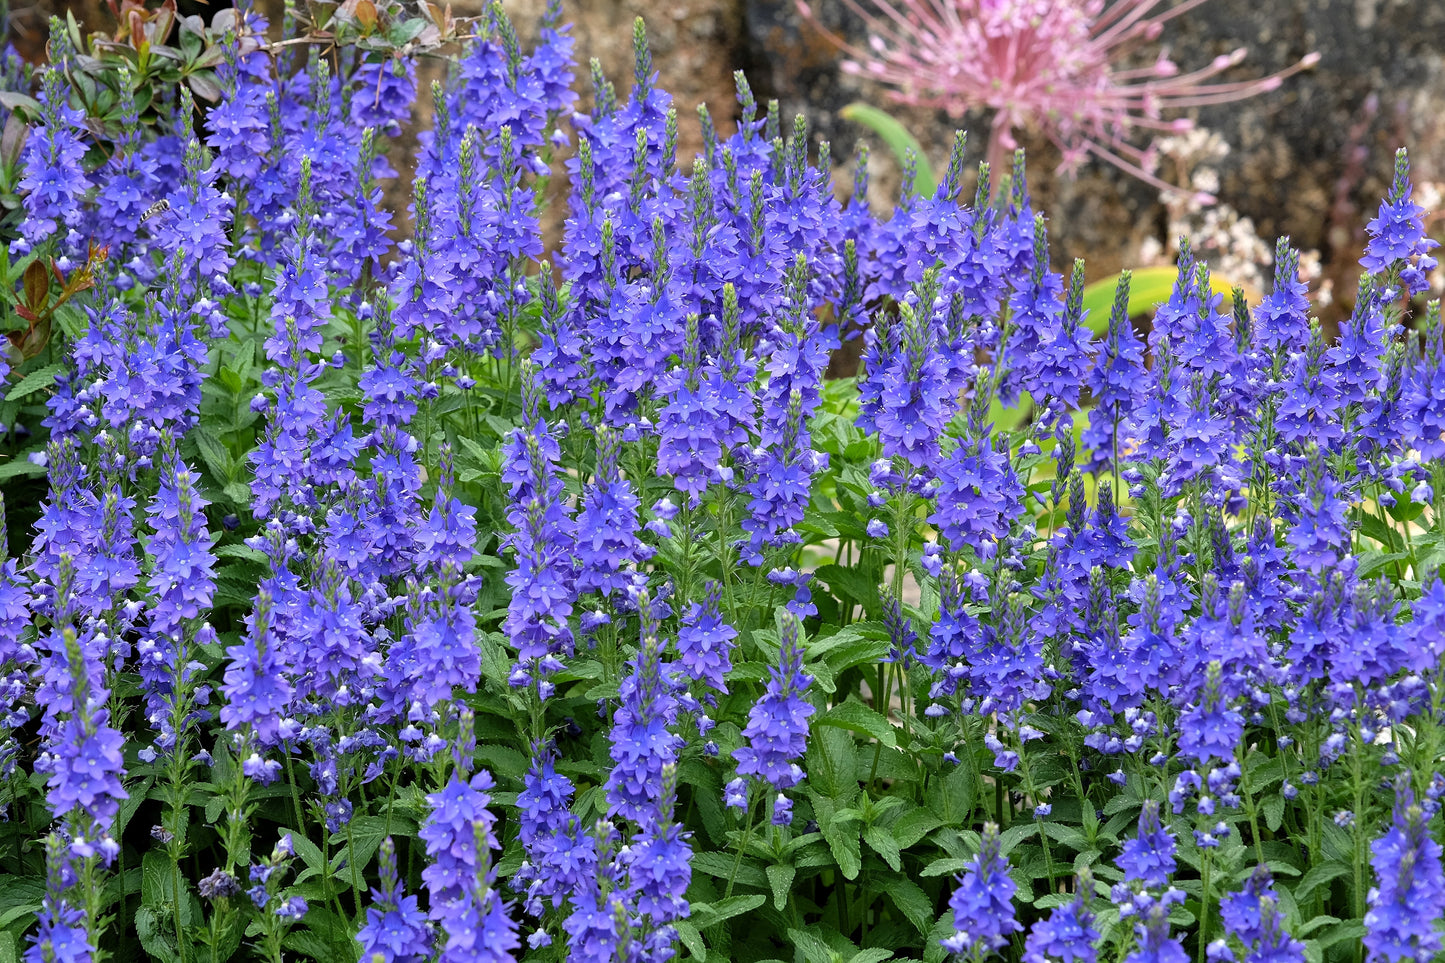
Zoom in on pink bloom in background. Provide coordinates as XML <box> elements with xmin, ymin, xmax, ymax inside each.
<box><xmin>799</xmin><ymin>0</ymin><xmax>1319</xmax><ymax>200</ymax></box>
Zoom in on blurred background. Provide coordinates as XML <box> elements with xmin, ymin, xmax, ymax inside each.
<box><xmin>12</xmin><ymin>0</ymin><xmax>1445</xmax><ymax>322</ymax></box>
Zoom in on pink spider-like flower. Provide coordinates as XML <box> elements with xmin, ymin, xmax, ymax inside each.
<box><xmin>799</xmin><ymin>0</ymin><xmax>1319</xmax><ymax>200</ymax></box>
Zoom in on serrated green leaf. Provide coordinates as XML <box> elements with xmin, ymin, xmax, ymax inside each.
<box><xmin>193</xmin><ymin>429</ymin><xmax>234</xmax><ymax>483</ymax></box>
<box><xmin>1262</xmin><ymin>793</ymin><xmax>1285</xmax><ymax>833</ymax></box>
<box><xmin>0</xmin><ymin>457</ymin><xmax>45</xmax><ymax>481</ymax></box>
<box><xmin>675</xmin><ymin>920</ymin><xmax>705</xmax><ymax>961</ymax></box>
<box><xmin>767</xmin><ymin>862</ymin><xmax>795</xmax><ymax>912</ymax></box>
<box><xmin>691</xmin><ymin>894</ymin><xmax>766</xmax><ymax>929</ymax></box>
<box><xmin>864</xmin><ymin>824</ymin><xmax>902</xmax><ymax>871</ymax></box>
<box><xmin>921</xmin><ymin>856</ymin><xmax>967</xmax><ymax>878</ymax></box>
<box><xmin>849</xmin><ymin>951</ymin><xmax>894</xmax><ymax>963</ymax></box>
<box><xmin>4</xmin><ymin>362</ymin><xmax>63</xmax><ymax>401</ymax></box>
<box><xmin>821</xmin><ymin>811</ymin><xmax>862</xmax><ymax>881</ymax></box>
<box><xmin>689</xmin><ymin>853</ymin><xmax>767</xmax><ymax>889</ymax></box>
<box><xmin>1293</xmin><ymin>863</ymin><xmax>1349</xmax><ymax>904</ymax></box>
<box><xmin>892</xmin><ymin>806</ymin><xmax>943</xmax><ymax>851</ymax></box>
<box><xmin>789</xmin><ymin>927</ymin><xmax>842</xmax><ymax>963</ymax></box>
<box><xmin>816</xmin><ymin>699</ymin><xmax>897</xmax><ymax>748</ymax></box>
<box><xmin>814</xmin><ymin>563</ymin><xmax>880</xmax><ymax>613</ymax></box>
<box><xmin>926</xmin><ymin>761</ymin><xmax>975</xmax><ymax>826</ymax></box>
<box><xmin>884</xmin><ymin>874</ymin><xmax>935</xmax><ymax>935</ymax></box>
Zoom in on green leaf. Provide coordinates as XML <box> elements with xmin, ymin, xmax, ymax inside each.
<box><xmin>1293</xmin><ymin>863</ymin><xmax>1350</xmax><ymax>904</ymax></box>
<box><xmin>848</xmin><ymin>951</ymin><xmax>894</xmax><ymax>963</ymax></box>
<box><xmin>0</xmin><ymin>457</ymin><xmax>45</xmax><ymax>481</ymax></box>
<box><xmin>690</xmin><ymin>894</ymin><xmax>766</xmax><ymax>929</ymax></box>
<box><xmin>789</xmin><ymin>926</ymin><xmax>842</xmax><ymax>963</ymax></box>
<box><xmin>884</xmin><ymin>874</ymin><xmax>935</xmax><ymax>935</ymax></box>
<box><xmin>921</xmin><ymin>856</ymin><xmax>967</xmax><ymax>878</ymax></box>
<box><xmin>52</xmin><ymin>304</ymin><xmax>87</xmax><ymax>341</ymax></box>
<box><xmin>839</xmin><ymin>103</ymin><xmax>936</xmax><ymax>198</ymax></box>
<box><xmin>818</xmin><ymin>801</ymin><xmax>863</xmax><ymax>881</ymax></box>
<box><xmin>287</xmin><ymin>828</ymin><xmax>327</xmax><ymax>884</ymax></box>
<box><xmin>689</xmin><ymin>852</ymin><xmax>767</xmax><ymax>889</ymax></box>
<box><xmin>864</xmin><ymin>824</ymin><xmax>902</xmax><ymax>872</ymax></box>
<box><xmin>892</xmin><ymin>806</ymin><xmax>943</xmax><ymax>851</ymax></box>
<box><xmin>4</xmin><ymin>362</ymin><xmax>64</xmax><ymax>401</ymax></box>
<box><xmin>926</xmin><ymin>761</ymin><xmax>975</xmax><ymax>826</ymax></box>
<box><xmin>814</xmin><ymin>564</ymin><xmax>881</xmax><ymax>613</ymax></box>
<box><xmin>1262</xmin><ymin>793</ymin><xmax>1286</xmax><ymax>833</ymax></box>
<box><xmin>1357</xmin><ymin>550</ymin><xmax>1409</xmax><ymax>579</ymax></box>
<box><xmin>134</xmin><ymin>906</ymin><xmax>179</xmax><ymax>963</ymax></box>
<box><xmin>675</xmin><ymin>920</ymin><xmax>705</xmax><ymax>961</ymax></box>
<box><xmin>816</xmin><ymin>699</ymin><xmax>897</xmax><ymax>748</ymax></box>
<box><xmin>1314</xmin><ymin>920</ymin><xmax>1365</xmax><ymax>950</ymax></box>
<box><xmin>767</xmin><ymin>863</ymin><xmax>795</xmax><ymax>912</ymax></box>
<box><xmin>192</xmin><ymin>428</ymin><xmax>234</xmax><ymax>483</ymax></box>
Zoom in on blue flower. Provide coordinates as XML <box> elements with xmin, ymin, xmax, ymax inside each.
<box><xmin>607</xmin><ymin>607</ymin><xmax>683</xmax><ymax>829</ymax></box>
<box><xmin>676</xmin><ymin>582</ymin><xmax>737</xmax><ymax>695</ymax></box>
<box><xmin>942</xmin><ymin>823</ymin><xmax>1019</xmax><ymax>955</ymax></box>
<box><xmin>1024</xmin><ymin>869</ymin><xmax>1099</xmax><ymax>963</ymax></box>
<box><xmin>17</xmin><ymin>70</ymin><xmax>89</xmax><ymax>253</ymax></box>
<box><xmin>1117</xmin><ymin>801</ymin><xmax>1177</xmax><ymax>890</ymax></box>
<box><xmin>1364</xmin><ymin>777</ymin><xmax>1445</xmax><ymax>963</ymax></box>
<box><xmin>732</xmin><ymin>613</ymin><xmax>814</xmax><ymax>814</ymax></box>
<box><xmin>1361</xmin><ymin>148</ymin><xmax>1439</xmax><ymax>296</ymax></box>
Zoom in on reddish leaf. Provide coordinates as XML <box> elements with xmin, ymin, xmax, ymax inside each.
<box><xmin>22</xmin><ymin>261</ymin><xmax>48</xmax><ymax>313</ymax></box>
<box><xmin>18</xmin><ymin>316</ymin><xmax>51</xmax><ymax>360</ymax></box>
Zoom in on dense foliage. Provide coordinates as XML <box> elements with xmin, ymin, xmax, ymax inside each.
<box><xmin>0</xmin><ymin>3</ymin><xmax>1442</xmax><ymax>963</ymax></box>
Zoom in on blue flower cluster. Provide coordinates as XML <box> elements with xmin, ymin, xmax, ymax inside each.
<box><xmin>1</xmin><ymin>3</ymin><xmax>1443</xmax><ymax>962</ymax></box>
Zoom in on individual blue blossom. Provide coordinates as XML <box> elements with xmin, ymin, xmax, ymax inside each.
<box><xmin>575</xmin><ymin>426</ymin><xmax>648</xmax><ymax>598</ymax></box>
<box><xmin>1361</xmin><ymin>148</ymin><xmax>1440</xmax><ymax>296</ymax></box>
<box><xmin>1220</xmin><ymin>866</ymin><xmax>1304</xmax><ymax>963</ymax></box>
<box><xmin>1083</xmin><ymin>269</ymin><xmax>1147</xmax><ymax>470</ymax></box>
<box><xmin>675</xmin><ymin>581</ymin><xmax>736</xmax><ymax>695</ymax></box>
<box><xmin>1024</xmin><ymin>257</ymin><xmax>1093</xmax><ymax>419</ymax></box>
<box><xmin>931</xmin><ymin>416</ymin><xmax>1023</xmax><ymax>553</ymax></box>
<box><xmin>1023</xmin><ymin>869</ymin><xmax>1099</xmax><ymax>963</ymax></box>
<box><xmin>1126</xmin><ymin>905</ymin><xmax>1189</xmax><ymax>963</ymax></box>
<box><xmin>606</xmin><ymin>603</ymin><xmax>683</xmax><ymax>829</ymax></box>
<box><xmin>24</xmin><ymin>835</ymin><xmax>89</xmax><ymax>963</ymax></box>
<box><xmin>732</xmin><ymin>613</ymin><xmax>814</xmax><ymax>817</ymax></box>
<box><xmin>219</xmin><ymin>589</ymin><xmax>293</xmax><ymax>746</ymax></box>
<box><xmin>1281</xmin><ymin>448</ymin><xmax>1352</xmax><ymax>574</ymax></box>
<box><xmin>16</xmin><ymin>70</ymin><xmax>88</xmax><ymax>254</ymax></box>
<box><xmin>1364</xmin><ymin>776</ymin><xmax>1445</xmax><ymax>963</ymax></box>
<box><xmin>942</xmin><ymin>822</ymin><xmax>1019</xmax><ymax>955</ymax></box>
<box><xmin>1253</xmin><ymin>238</ymin><xmax>1311</xmax><ymax>352</ymax></box>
